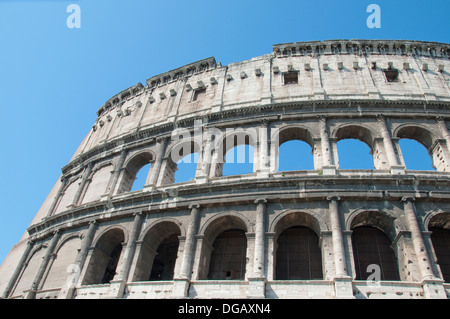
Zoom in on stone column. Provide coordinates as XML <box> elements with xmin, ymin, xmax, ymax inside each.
<box><xmin>25</xmin><ymin>230</ymin><xmax>61</xmax><ymax>299</ymax></box>
<box><xmin>173</xmin><ymin>205</ymin><xmax>201</xmax><ymax>298</ymax></box>
<box><xmin>260</xmin><ymin>54</ymin><xmax>273</xmax><ymax>105</ymax></box>
<box><xmin>145</xmin><ymin>137</ymin><xmax>169</xmax><ymax>190</ymax></box>
<box><xmin>70</xmin><ymin>162</ymin><xmax>93</xmax><ymax>207</ymax></box>
<box><xmin>59</xmin><ymin>220</ymin><xmax>97</xmax><ymax>299</ymax></box>
<box><xmin>253</xmin><ymin>199</ymin><xmax>267</xmax><ymax>278</ymax></box>
<box><xmin>437</xmin><ymin>116</ymin><xmax>450</xmax><ymax>153</ymax></box>
<box><xmin>401</xmin><ymin>197</ymin><xmax>446</xmax><ymax>299</ymax></box>
<box><xmin>402</xmin><ymin>197</ymin><xmax>436</xmax><ymax>280</ymax></box>
<box><xmin>318</xmin><ymin>116</ymin><xmax>336</xmax><ymax>174</ymax></box>
<box><xmin>257</xmin><ymin>121</ymin><xmax>270</xmax><ymax>178</ymax></box>
<box><xmin>196</xmin><ymin>133</ymin><xmax>214</xmax><ymax>184</ymax></box>
<box><xmin>106</xmin><ymin>149</ymin><xmax>128</xmax><ymax>197</ymax></box>
<box><xmin>46</xmin><ymin>177</ymin><xmax>68</xmax><ymax>217</ymax></box>
<box><xmin>107</xmin><ymin>212</ymin><xmax>144</xmax><ymax>298</ymax></box>
<box><xmin>328</xmin><ymin>196</ymin><xmax>347</xmax><ymax>277</ymax></box>
<box><xmin>2</xmin><ymin>240</ymin><xmax>35</xmax><ymax>299</ymax></box>
<box><xmin>248</xmin><ymin>199</ymin><xmax>267</xmax><ymax>299</ymax></box>
<box><xmin>328</xmin><ymin>196</ymin><xmax>353</xmax><ymax>299</ymax></box>
<box><xmin>376</xmin><ymin>114</ymin><xmax>405</xmax><ymax>174</ymax></box>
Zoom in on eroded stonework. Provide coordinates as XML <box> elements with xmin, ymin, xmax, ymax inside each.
<box><xmin>1</xmin><ymin>39</ymin><xmax>450</xmax><ymax>299</ymax></box>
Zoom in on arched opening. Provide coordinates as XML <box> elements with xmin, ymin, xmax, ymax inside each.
<box><xmin>149</xmin><ymin>233</ymin><xmax>180</xmax><ymax>281</ymax></box>
<box><xmin>278</xmin><ymin>140</ymin><xmax>314</xmax><ymax>171</ymax></box>
<box><xmin>82</xmin><ymin>228</ymin><xmax>125</xmax><ymax>285</ymax></box>
<box><xmin>335</xmin><ymin>125</ymin><xmax>376</xmax><ymax>170</ymax></box>
<box><xmin>274</xmin><ymin>126</ymin><xmax>315</xmax><ymax>172</ymax></box>
<box><xmin>212</xmin><ymin>130</ymin><xmax>257</xmax><ymax>178</ymax></box>
<box><xmin>337</xmin><ymin>139</ymin><xmax>374</xmax><ymax>169</ymax></box>
<box><xmin>430</xmin><ymin>228</ymin><xmax>450</xmax><ymax>283</ymax></box>
<box><xmin>208</xmin><ymin>229</ymin><xmax>247</xmax><ymax>280</ymax></box>
<box><xmin>132</xmin><ymin>221</ymin><xmax>181</xmax><ymax>282</ymax></box>
<box><xmin>130</xmin><ymin>163</ymin><xmax>151</xmax><ymax>191</ymax></box>
<box><xmin>118</xmin><ymin>152</ymin><xmax>153</xmax><ymax>194</ymax></box>
<box><xmin>396</xmin><ymin>126</ymin><xmax>437</xmax><ymax>171</ymax></box>
<box><xmin>223</xmin><ymin>144</ymin><xmax>254</xmax><ymax>176</ymax></box>
<box><xmin>275</xmin><ymin>226</ymin><xmax>322</xmax><ymax>280</ymax></box>
<box><xmin>428</xmin><ymin>213</ymin><xmax>450</xmax><ymax>283</ymax></box>
<box><xmin>197</xmin><ymin>214</ymin><xmax>249</xmax><ymax>280</ymax></box>
<box><xmin>81</xmin><ymin>164</ymin><xmax>114</xmax><ymax>204</ymax></box>
<box><xmin>174</xmin><ymin>152</ymin><xmax>199</xmax><ymax>183</ymax></box>
<box><xmin>351</xmin><ymin>226</ymin><xmax>400</xmax><ymax>281</ymax></box>
<box><xmin>161</xmin><ymin>140</ymin><xmax>200</xmax><ymax>185</ymax></box>
<box><xmin>102</xmin><ymin>242</ymin><xmax>123</xmax><ymax>284</ymax></box>
<box><xmin>399</xmin><ymin>139</ymin><xmax>435</xmax><ymax>171</ymax></box>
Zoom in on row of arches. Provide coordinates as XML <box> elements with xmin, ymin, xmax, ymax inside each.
<box><xmin>79</xmin><ymin>211</ymin><xmax>450</xmax><ymax>286</ymax></box>
<box><xmin>52</xmin><ymin>120</ymin><xmax>450</xmax><ymax>216</ymax></box>
<box><xmin>7</xmin><ymin>208</ymin><xmax>450</xmax><ymax>298</ymax></box>
<box><xmin>128</xmin><ymin>136</ymin><xmax>436</xmax><ymax>192</ymax></box>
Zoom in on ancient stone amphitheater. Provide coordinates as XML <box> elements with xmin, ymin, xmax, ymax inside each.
<box><xmin>1</xmin><ymin>39</ymin><xmax>450</xmax><ymax>299</ymax></box>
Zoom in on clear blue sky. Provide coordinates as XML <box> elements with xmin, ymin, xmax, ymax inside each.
<box><xmin>0</xmin><ymin>0</ymin><xmax>448</xmax><ymax>265</ymax></box>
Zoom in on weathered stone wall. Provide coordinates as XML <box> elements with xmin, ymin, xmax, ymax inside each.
<box><xmin>1</xmin><ymin>40</ymin><xmax>450</xmax><ymax>299</ymax></box>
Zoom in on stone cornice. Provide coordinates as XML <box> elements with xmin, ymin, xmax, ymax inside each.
<box><xmin>145</xmin><ymin>57</ymin><xmax>217</xmax><ymax>89</ymax></box>
<box><xmin>273</xmin><ymin>39</ymin><xmax>450</xmax><ymax>59</ymax></box>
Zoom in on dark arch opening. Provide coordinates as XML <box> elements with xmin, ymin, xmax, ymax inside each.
<box><xmin>430</xmin><ymin>227</ymin><xmax>450</xmax><ymax>283</ymax></box>
<box><xmin>275</xmin><ymin>226</ymin><xmax>322</xmax><ymax>280</ymax></box>
<box><xmin>82</xmin><ymin>229</ymin><xmax>125</xmax><ymax>285</ymax></box>
<box><xmin>208</xmin><ymin>229</ymin><xmax>247</xmax><ymax>280</ymax></box>
<box><xmin>149</xmin><ymin>233</ymin><xmax>180</xmax><ymax>281</ymax></box>
<box><xmin>352</xmin><ymin>226</ymin><xmax>400</xmax><ymax>281</ymax></box>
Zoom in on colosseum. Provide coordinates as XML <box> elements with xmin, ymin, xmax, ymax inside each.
<box><xmin>1</xmin><ymin>39</ymin><xmax>449</xmax><ymax>299</ymax></box>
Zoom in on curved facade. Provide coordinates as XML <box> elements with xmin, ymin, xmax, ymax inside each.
<box><xmin>1</xmin><ymin>39</ymin><xmax>450</xmax><ymax>299</ymax></box>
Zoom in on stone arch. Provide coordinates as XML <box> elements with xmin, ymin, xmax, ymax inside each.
<box><xmin>424</xmin><ymin>210</ymin><xmax>450</xmax><ymax>231</ymax></box>
<box><xmin>81</xmin><ymin>161</ymin><xmax>115</xmax><ymax>204</ymax></box>
<box><xmin>394</xmin><ymin>124</ymin><xmax>440</xmax><ymax>171</ymax></box>
<box><xmin>210</xmin><ymin>128</ymin><xmax>258</xmax><ymax>177</ymax></box>
<box><xmin>197</xmin><ymin>213</ymin><xmax>252</xmax><ymax>280</ymax></box>
<box><xmin>91</xmin><ymin>225</ymin><xmax>129</xmax><ymax>249</ymax></box>
<box><xmin>53</xmin><ymin>233</ymin><xmax>82</xmax><ymax>256</ymax></box>
<box><xmin>394</xmin><ymin>124</ymin><xmax>436</xmax><ymax>150</ymax></box>
<box><xmin>117</xmin><ymin>151</ymin><xmax>155</xmax><ymax>193</ymax></box>
<box><xmin>334</xmin><ymin>124</ymin><xmax>378</xmax><ymax>169</ymax></box>
<box><xmin>161</xmin><ymin>139</ymin><xmax>201</xmax><ymax>185</ymax></box>
<box><xmin>333</xmin><ymin>124</ymin><xmax>377</xmax><ymax>147</ymax></box>
<box><xmin>426</xmin><ymin>212</ymin><xmax>450</xmax><ymax>283</ymax></box>
<box><xmin>82</xmin><ymin>227</ymin><xmax>126</xmax><ymax>285</ymax></box>
<box><xmin>41</xmin><ymin>234</ymin><xmax>82</xmax><ymax>290</ymax></box>
<box><xmin>10</xmin><ymin>242</ymin><xmax>48</xmax><ymax>297</ymax></box>
<box><xmin>271</xmin><ymin>125</ymin><xmax>317</xmax><ymax>171</ymax></box>
<box><xmin>139</xmin><ymin>217</ymin><xmax>185</xmax><ymax>241</ymax></box>
<box><xmin>199</xmin><ymin>212</ymin><xmax>253</xmax><ymax>241</ymax></box>
<box><xmin>347</xmin><ymin>209</ymin><xmax>398</xmax><ymax>242</ymax></box>
<box><xmin>272</xmin><ymin>125</ymin><xmax>316</xmax><ymax>148</ymax></box>
<box><xmin>53</xmin><ymin>175</ymin><xmax>82</xmax><ymax>215</ymax></box>
<box><xmin>270</xmin><ymin>210</ymin><xmax>324</xmax><ymax>240</ymax></box>
<box><xmin>270</xmin><ymin>211</ymin><xmax>324</xmax><ymax>280</ymax></box>
<box><xmin>348</xmin><ymin>210</ymin><xmax>400</xmax><ymax>281</ymax></box>
<box><xmin>133</xmin><ymin>219</ymin><xmax>183</xmax><ymax>282</ymax></box>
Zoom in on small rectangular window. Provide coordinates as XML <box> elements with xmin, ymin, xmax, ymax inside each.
<box><xmin>192</xmin><ymin>88</ymin><xmax>206</xmax><ymax>101</ymax></box>
<box><xmin>384</xmin><ymin>69</ymin><xmax>399</xmax><ymax>83</ymax></box>
<box><xmin>283</xmin><ymin>71</ymin><xmax>298</xmax><ymax>85</ymax></box>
